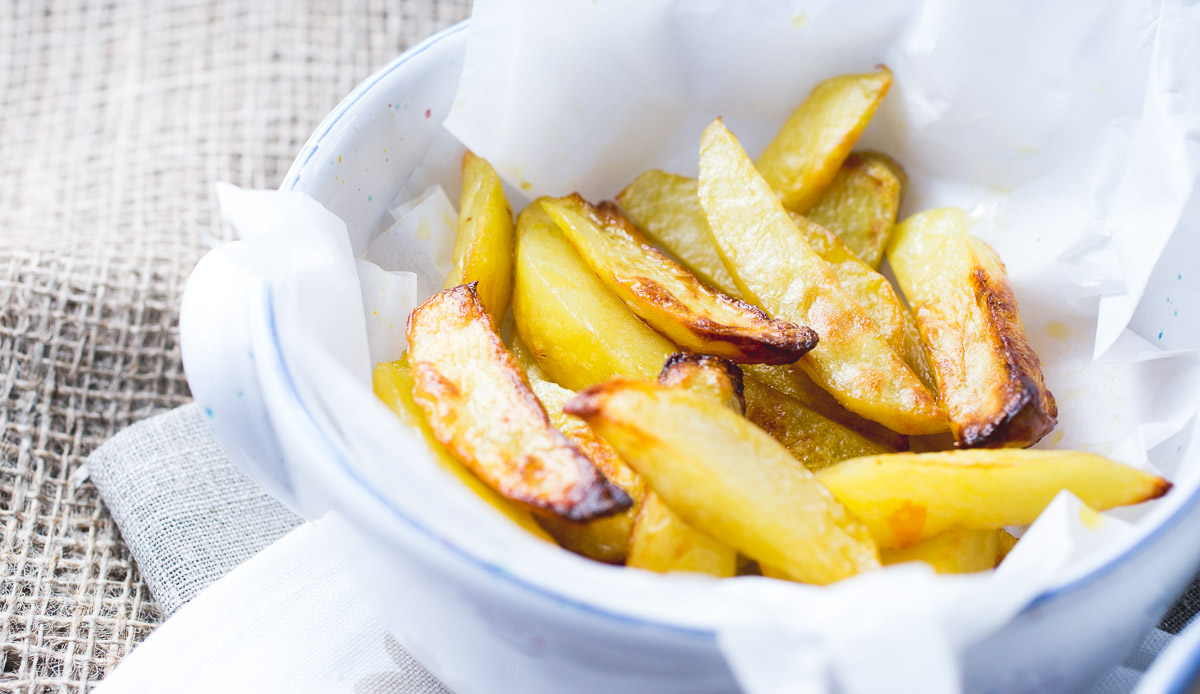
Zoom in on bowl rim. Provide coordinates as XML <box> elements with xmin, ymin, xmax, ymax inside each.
<box><xmin>277</xmin><ymin>17</ymin><xmax>1200</xmax><ymax>636</ymax></box>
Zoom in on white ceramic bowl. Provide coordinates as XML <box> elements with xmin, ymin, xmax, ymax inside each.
<box><xmin>181</xmin><ymin>21</ymin><xmax>1200</xmax><ymax>694</ymax></box>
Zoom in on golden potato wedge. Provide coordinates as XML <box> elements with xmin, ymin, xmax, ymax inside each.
<box><xmin>807</xmin><ymin>152</ymin><xmax>905</xmax><ymax>268</ymax></box>
<box><xmin>881</xmin><ymin>527</ymin><xmax>998</xmax><ymax>574</ymax></box>
<box><xmin>996</xmin><ymin>530</ymin><xmax>1020</xmax><ymax>566</ymax></box>
<box><xmin>528</xmin><ymin>375</ymin><xmax>644</xmax><ymax>564</ymax></box>
<box><xmin>444</xmin><ymin>152</ymin><xmax>515</xmax><ymax>322</ymax></box>
<box><xmin>616</xmin><ymin>171</ymin><xmax>744</xmax><ymax>298</ymax></box>
<box><xmin>756</xmin><ymin>67</ymin><xmax>893</xmax><ymax>213</ymax></box>
<box><xmin>626</xmin><ymin>352</ymin><xmax>741</xmax><ymax>576</ymax></box>
<box><xmin>817</xmin><ymin>450</ymin><xmax>1171</xmax><ymax>549</ymax></box>
<box><xmin>743</xmin><ymin>364</ymin><xmax>908</xmax><ymax>451</ymax></box>
<box><xmin>887</xmin><ymin>208</ymin><xmax>1057</xmax><ymax>447</ymax></box>
<box><xmin>743</xmin><ymin>375</ymin><xmax>890</xmax><ymax>471</ymax></box>
<box><xmin>627</xmin><ymin>491</ymin><xmax>736</xmax><ymax>576</ymax></box>
<box><xmin>616</xmin><ymin>170</ymin><xmax>928</xmax><ymax>382</ymax></box>
<box><xmin>372</xmin><ymin>358</ymin><xmax>551</xmax><ymax>541</ymax></box>
<box><xmin>407</xmin><ymin>283</ymin><xmax>631</xmax><ymax>521</ymax></box>
<box><xmin>544</xmin><ymin>195</ymin><xmax>817</xmax><ymax>365</ymax></box>
<box><xmin>699</xmin><ymin>119</ymin><xmax>944</xmax><ymax>435</ymax></box>
<box><xmin>657</xmin><ymin>352</ymin><xmax>746</xmax><ymax>414</ymax></box>
<box><xmin>513</xmin><ymin>203</ymin><xmax>675</xmax><ymax>391</ymax></box>
<box><xmin>786</xmin><ymin>213</ymin><xmax>937</xmax><ymax>392</ymax></box>
<box><xmin>566</xmin><ymin>381</ymin><xmax>880</xmax><ymax>584</ymax></box>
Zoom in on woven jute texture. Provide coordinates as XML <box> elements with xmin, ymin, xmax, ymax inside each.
<box><xmin>0</xmin><ymin>2</ymin><xmax>470</xmax><ymax>691</ymax></box>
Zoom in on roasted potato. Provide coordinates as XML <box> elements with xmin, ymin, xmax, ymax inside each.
<box><xmin>617</xmin><ymin>171</ymin><xmax>744</xmax><ymax>298</ymax></box>
<box><xmin>743</xmin><ymin>375</ymin><xmax>890</xmax><ymax>471</ymax></box>
<box><xmin>743</xmin><ymin>364</ymin><xmax>908</xmax><ymax>451</ymax></box>
<box><xmin>527</xmin><ymin>373</ymin><xmax>644</xmax><ymax>563</ymax></box>
<box><xmin>513</xmin><ymin>202</ymin><xmax>675</xmax><ymax>390</ymax></box>
<box><xmin>887</xmin><ymin>208</ymin><xmax>1057</xmax><ymax>447</ymax></box>
<box><xmin>615</xmin><ymin>169</ymin><xmax>922</xmax><ymax>380</ymax></box>
<box><xmin>372</xmin><ymin>358</ymin><xmax>550</xmax><ymax>540</ymax></box>
<box><xmin>627</xmin><ymin>491</ymin><xmax>736</xmax><ymax>576</ymax></box>
<box><xmin>544</xmin><ymin>195</ymin><xmax>817</xmax><ymax>365</ymax></box>
<box><xmin>444</xmin><ymin>152</ymin><xmax>515</xmax><ymax>322</ymax></box>
<box><xmin>756</xmin><ymin>67</ymin><xmax>893</xmax><ymax>213</ymax></box>
<box><xmin>880</xmin><ymin>527</ymin><xmax>998</xmax><ymax>574</ymax></box>
<box><xmin>657</xmin><ymin>352</ymin><xmax>746</xmax><ymax>413</ymax></box>
<box><xmin>566</xmin><ymin>380</ymin><xmax>880</xmax><ymax>584</ymax></box>
<box><xmin>807</xmin><ymin>152</ymin><xmax>905</xmax><ymax>269</ymax></box>
<box><xmin>625</xmin><ymin>353</ymin><xmax>742</xmax><ymax>576</ymax></box>
<box><xmin>698</xmin><ymin>118</ymin><xmax>944</xmax><ymax>435</ymax></box>
<box><xmin>407</xmin><ymin>283</ymin><xmax>631</xmax><ymax>521</ymax></box>
<box><xmin>817</xmin><ymin>450</ymin><xmax>1171</xmax><ymax>549</ymax></box>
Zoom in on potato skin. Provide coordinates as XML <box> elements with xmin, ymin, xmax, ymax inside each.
<box><xmin>407</xmin><ymin>283</ymin><xmax>631</xmax><ymax>521</ymax></box>
<box><xmin>887</xmin><ymin>208</ymin><xmax>1057</xmax><ymax>448</ymax></box>
<box><xmin>657</xmin><ymin>352</ymin><xmax>746</xmax><ymax>414</ymax></box>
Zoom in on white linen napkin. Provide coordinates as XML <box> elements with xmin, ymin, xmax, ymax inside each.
<box><xmin>86</xmin><ymin>405</ymin><xmax>1190</xmax><ymax>693</ymax></box>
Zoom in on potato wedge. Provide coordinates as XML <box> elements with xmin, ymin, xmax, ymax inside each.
<box><xmin>617</xmin><ymin>171</ymin><xmax>744</xmax><ymax>298</ymax></box>
<box><xmin>566</xmin><ymin>381</ymin><xmax>880</xmax><ymax>584</ymax></box>
<box><xmin>513</xmin><ymin>203</ymin><xmax>674</xmax><ymax>390</ymax></box>
<box><xmin>817</xmin><ymin>450</ymin><xmax>1171</xmax><ymax>548</ymax></box>
<box><xmin>787</xmin><ymin>213</ymin><xmax>937</xmax><ymax>392</ymax></box>
<box><xmin>657</xmin><ymin>352</ymin><xmax>746</xmax><ymax>414</ymax></box>
<box><xmin>881</xmin><ymin>527</ymin><xmax>997</xmax><ymax>574</ymax></box>
<box><xmin>743</xmin><ymin>375</ymin><xmax>890</xmax><ymax>471</ymax></box>
<box><xmin>756</xmin><ymin>67</ymin><xmax>893</xmax><ymax>213</ymax></box>
<box><xmin>528</xmin><ymin>374</ymin><xmax>644</xmax><ymax>564</ymax></box>
<box><xmin>616</xmin><ymin>170</ymin><xmax>929</xmax><ymax>383</ymax></box>
<box><xmin>372</xmin><ymin>358</ymin><xmax>550</xmax><ymax>541</ymax></box>
<box><xmin>743</xmin><ymin>364</ymin><xmax>908</xmax><ymax>451</ymax></box>
<box><xmin>444</xmin><ymin>152</ymin><xmax>515</xmax><ymax>322</ymax></box>
<box><xmin>887</xmin><ymin>208</ymin><xmax>1057</xmax><ymax>447</ymax></box>
<box><xmin>807</xmin><ymin>152</ymin><xmax>905</xmax><ymax>268</ymax></box>
<box><xmin>625</xmin><ymin>352</ymin><xmax>741</xmax><ymax>576</ymax></box>
<box><xmin>627</xmin><ymin>491</ymin><xmax>736</xmax><ymax>576</ymax></box>
<box><xmin>699</xmin><ymin>119</ymin><xmax>944</xmax><ymax>434</ymax></box>
<box><xmin>544</xmin><ymin>195</ymin><xmax>817</xmax><ymax>365</ymax></box>
<box><xmin>407</xmin><ymin>283</ymin><xmax>631</xmax><ymax>521</ymax></box>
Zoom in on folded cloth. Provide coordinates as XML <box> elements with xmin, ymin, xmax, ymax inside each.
<box><xmin>86</xmin><ymin>405</ymin><xmax>1197</xmax><ymax>693</ymax></box>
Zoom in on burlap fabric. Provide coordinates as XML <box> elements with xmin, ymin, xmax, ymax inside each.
<box><xmin>0</xmin><ymin>2</ymin><xmax>470</xmax><ymax>691</ymax></box>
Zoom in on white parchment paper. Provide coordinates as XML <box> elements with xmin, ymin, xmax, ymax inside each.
<box><xmin>215</xmin><ymin>1</ymin><xmax>1200</xmax><ymax>692</ymax></box>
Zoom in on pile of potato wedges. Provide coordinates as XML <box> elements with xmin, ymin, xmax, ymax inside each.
<box><xmin>372</xmin><ymin>69</ymin><xmax>1170</xmax><ymax>584</ymax></box>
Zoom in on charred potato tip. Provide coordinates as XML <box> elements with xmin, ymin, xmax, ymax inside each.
<box><xmin>658</xmin><ymin>352</ymin><xmax>746</xmax><ymax>415</ymax></box>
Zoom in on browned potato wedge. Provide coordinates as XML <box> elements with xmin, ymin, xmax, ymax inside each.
<box><xmin>625</xmin><ymin>353</ymin><xmax>741</xmax><ymax>577</ymax></box>
<box><xmin>528</xmin><ymin>373</ymin><xmax>644</xmax><ymax>563</ymax></box>
<box><xmin>743</xmin><ymin>364</ymin><xmax>908</xmax><ymax>451</ymax></box>
<box><xmin>807</xmin><ymin>152</ymin><xmax>906</xmax><ymax>269</ymax></box>
<box><xmin>817</xmin><ymin>450</ymin><xmax>1171</xmax><ymax>549</ymax></box>
<box><xmin>657</xmin><ymin>352</ymin><xmax>746</xmax><ymax>414</ymax></box>
<box><xmin>881</xmin><ymin>527</ymin><xmax>997</xmax><ymax>574</ymax></box>
<box><xmin>407</xmin><ymin>283</ymin><xmax>631</xmax><ymax>521</ymax></box>
<box><xmin>543</xmin><ymin>195</ymin><xmax>817</xmax><ymax>365</ymax></box>
<box><xmin>512</xmin><ymin>203</ymin><xmax>675</xmax><ymax>391</ymax></box>
<box><xmin>743</xmin><ymin>375</ymin><xmax>890</xmax><ymax>471</ymax></box>
<box><xmin>887</xmin><ymin>208</ymin><xmax>1057</xmax><ymax>447</ymax></box>
<box><xmin>699</xmin><ymin>118</ymin><xmax>944</xmax><ymax>435</ymax></box>
<box><xmin>566</xmin><ymin>380</ymin><xmax>880</xmax><ymax>584</ymax></box>
<box><xmin>617</xmin><ymin>171</ymin><xmax>744</xmax><ymax>298</ymax></box>
<box><xmin>756</xmin><ymin>67</ymin><xmax>893</xmax><ymax>213</ymax></box>
<box><xmin>372</xmin><ymin>358</ymin><xmax>551</xmax><ymax>541</ymax></box>
<box><xmin>444</xmin><ymin>152</ymin><xmax>515</xmax><ymax>322</ymax></box>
